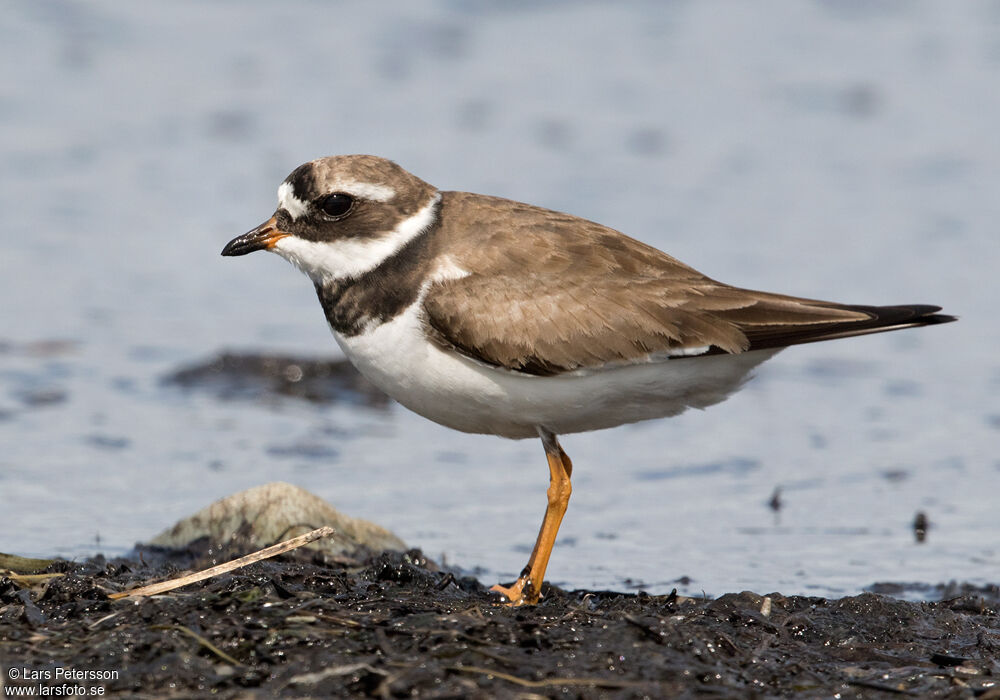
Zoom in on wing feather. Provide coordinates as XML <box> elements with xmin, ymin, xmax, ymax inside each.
<box><xmin>421</xmin><ymin>192</ymin><xmax>953</xmax><ymax>375</ymax></box>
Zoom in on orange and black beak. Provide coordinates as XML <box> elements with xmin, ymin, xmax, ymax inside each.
<box><xmin>221</xmin><ymin>215</ymin><xmax>288</xmax><ymax>257</ymax></box>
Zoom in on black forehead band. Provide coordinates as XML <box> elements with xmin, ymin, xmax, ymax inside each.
<box><xmin>285</xmin><ymin>163</ymin><xmax>319</xmax><ymax>201</ymax></box>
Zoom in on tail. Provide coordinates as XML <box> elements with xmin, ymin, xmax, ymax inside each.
<box><xmin>738</xmin><ymin>304</ymin><xmax>956</xmax><ymax>352</ymax></box>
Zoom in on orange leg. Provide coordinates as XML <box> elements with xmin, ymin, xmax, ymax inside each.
<box><xmin>491</xmin><ymin>431</ymin><xmax>573</xmax><ymax>606</ymax></box>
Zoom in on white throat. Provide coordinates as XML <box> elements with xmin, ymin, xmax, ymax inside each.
<box><xmin>272</xmin><ymin>192</ymin><xmax>441</xmax><ymax>283</ymax></box>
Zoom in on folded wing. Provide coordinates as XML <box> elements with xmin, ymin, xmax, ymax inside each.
<box><xmin>422</xmin><ymin>193</ymin><xmax>954</xmax><ymax>376</ymax></box>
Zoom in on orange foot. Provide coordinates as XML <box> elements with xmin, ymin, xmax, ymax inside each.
<box><xmin>490</xmin><ymin>577</ymin><xmax>540</xmax><ymax>606</ymax></box>
<box><xmin>489</xmin><ymin>431</ymin><xmax>571</xmax><ymax>607</ymax></box>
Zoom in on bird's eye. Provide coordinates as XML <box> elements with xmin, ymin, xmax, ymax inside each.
<box><xmin>319</xmin><ymin>193</ymin><xmax>354</xmax><ymax>218</ymax></box>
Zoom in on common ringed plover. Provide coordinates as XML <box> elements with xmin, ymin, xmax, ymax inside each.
<box><xmin>222</xmin><ymin>155</ymin><xmax>954</xmax><ymax>605</ymax></box>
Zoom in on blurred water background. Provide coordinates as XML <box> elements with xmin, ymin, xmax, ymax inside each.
<box><xmin>1</xmin><ymin>1</ymin><xmax>997</xmax><ymax>599</ymax></box>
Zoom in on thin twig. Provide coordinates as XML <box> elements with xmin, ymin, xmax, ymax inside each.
<box><xmin>153</xmin><ymin>624</ymin><xmax>244</xmax><ymax>667</ymax></box>
<box><xmin>288</xmin><ymin>663</ymin><xmax>387</xmax><ymax>686</ymax></box>
<box><xmin>87</xmin><ymin>611</ymin><xmax>123</xmax><ymax>630</ymax></box>
<box><xmin>313</xmin><ymin>612</ymin><xmax>365</xmax><ymax>628</ymax></box>
<box><xmin>4</xmin><ymin>572</ymin><xmax>65</xmax><ymax>586</ymax></box>
<box><xmin>108</xmin><ymin>526</ymin><xmax>336</xmax><ymax>600</ymax></box>
<box><xmin>623</xmin><ymin>614</ymin><xmax>666</xmax><ymax>644</ymax></box>
<box><xmin>449</xmin><ymin>664</ymin><xmax>644</xmax><ymax>690</ymax></box>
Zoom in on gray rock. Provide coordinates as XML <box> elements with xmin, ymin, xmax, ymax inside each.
<box><xmin>149</xmin><ymin>482</ymin><xmax>406</xmax><ymax>557</ymax></box>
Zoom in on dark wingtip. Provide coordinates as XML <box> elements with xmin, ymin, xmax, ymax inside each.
<box><xmin>734</xmin><ymin>303</ymin><xmax>957</xmax><ymax>353</ymax></box>
<box><xmin>868</xmin><ymin>305</ymin><xmax>957</xmax><ymax>327</ymax></box>
<box><xmin>921</xmin><ymin>313</ymin><xmax>958</xmax><ymax>325</ymax></box>
<box><xmin>850</xmin><ymin>304</ymin><xmax>956</xmax><ymax>326</ymax></box>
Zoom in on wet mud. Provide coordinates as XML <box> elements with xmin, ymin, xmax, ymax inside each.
<box><xmin>2</xmin><ymin>545</ymin><xmax>998</xmax><ymax>699</ymax></box>
<box><xmin>4</xmin><ymin>353</ymin><xmax>996</xmax><ymax>696</ymax></box>
<box><xmin>164</xmin><ymin>352</ymin><xmax>390</xmax><ymax>408</ymax></box>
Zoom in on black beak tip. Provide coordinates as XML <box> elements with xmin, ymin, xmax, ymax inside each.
<box><xmin>222</xmin><ymin>217</ymin><xmax>280</xmax><ymax>258</ymax></box>
<box><xmin>220</xmin><ymin>238</ymin><xmax>243</xmax><ymax>257</ymax></box>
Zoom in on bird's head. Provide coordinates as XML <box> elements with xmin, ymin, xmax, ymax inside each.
<box><xmin>222</xmin><ymin>155</ymin><xmax>439</xmax><ymax>283</ymax></box>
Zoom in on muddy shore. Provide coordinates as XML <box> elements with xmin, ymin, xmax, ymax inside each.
<box><xmin>2</xmin><ymin>543</ymin><xmax>997</xmax><ymax>699</ymax></box>
<box><xmin>3</xmin><ymin>355</ymin><xmax>998</xmax><ymax>697</ymax></box>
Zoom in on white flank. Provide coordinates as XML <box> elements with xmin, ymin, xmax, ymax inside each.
<box><xmin>272</xmin><ymin>192</ymin><xmax>441</xmax><ymax>283</ymax></box>
<box><xmin>666</xmin><ymin>345</ymin><xmax>711</xmax><ymax>357</ymax></box>
<box><xmin>277</xmin><ymin>182</ymin><xmax>309</xmax><ymax>220</ymax></box>
<box><xmin>333</xmin><ymin>298</ymin><xmax>781</xmax><ymax>439</ymax></box>
<box><xmin>558</xmin><ymin>344</ymin><xmax>713</xmax><ymax>377</ymax></box>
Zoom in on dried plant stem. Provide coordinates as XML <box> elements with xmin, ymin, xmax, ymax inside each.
<box><xmin>108</xmin><ymin>526</ymin><xmax>336</xmax><ymax>600</ymax></box>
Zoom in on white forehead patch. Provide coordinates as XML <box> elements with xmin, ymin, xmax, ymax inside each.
<box><xmin>277</xmin><ymin>182</ymin><xmax>309</xmax><ymax>220</ymax></box>
<box><xmin>272</xmin><ymin>192</ymin><xmax>440</xmax><ymax>283</ymax></box>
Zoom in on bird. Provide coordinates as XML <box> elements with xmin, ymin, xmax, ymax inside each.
<box><xmin>222</xmin><ymin>154</ymin><xmax>954</xmax><ymax>605</ymax></box>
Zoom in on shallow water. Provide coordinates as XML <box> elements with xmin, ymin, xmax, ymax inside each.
<box><xmin>1</xmin><ymin>1</ymin><xmax>997</xmax><ymax>599</ymax></box>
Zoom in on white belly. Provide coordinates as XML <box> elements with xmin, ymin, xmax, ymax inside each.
<box><xmin>334</xmin><ymin>301</ymin><xmax>780</xmax><ymax>439</ymax></box>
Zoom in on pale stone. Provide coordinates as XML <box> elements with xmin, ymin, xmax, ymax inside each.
<box><xmin>149</xmin><ymin>482</ymin><xmax>406</xmax><ymax>556</ymax></box>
